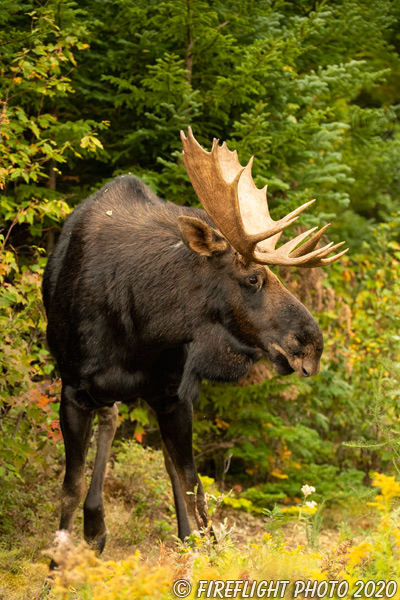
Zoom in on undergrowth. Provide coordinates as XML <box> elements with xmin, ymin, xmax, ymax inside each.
<box><xmin>39</xmin><ymin>471</ymin><xmax>400</xmax><ymax>599</ymax></box>
<box><xmin>2</xmin><ymin>442</ymin><xmax>400</xmax><ymax>600</ymax></box>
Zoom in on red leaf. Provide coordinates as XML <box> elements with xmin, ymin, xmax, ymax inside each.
<box><xmin>48</xmin><ymin>419</ymin><xmax>63</xmax><ymax>444</ymax></box>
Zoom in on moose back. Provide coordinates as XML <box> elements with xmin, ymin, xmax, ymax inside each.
<box><xmin>43</xmin><ymin>129</ymin><xmax>346</xmax><ymax>554</ymax></box>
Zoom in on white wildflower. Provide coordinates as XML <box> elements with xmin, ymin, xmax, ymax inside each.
<box><xmin>305</xmin><ymin>500</ymin><xmax>317</xmax><ymax>509</ymax></box>
<box><xmin>301</xmin><ymin>484</ymin><xmax>316</xmax><ymax>498</ymax></box>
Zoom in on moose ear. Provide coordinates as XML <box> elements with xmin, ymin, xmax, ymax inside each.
<box><xmin>177</xmin><ymin>216</ymin><xmax>228</xmax><ymax>257</ymax></box>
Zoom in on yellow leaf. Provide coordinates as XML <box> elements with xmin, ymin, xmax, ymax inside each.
<box><xmin>271</xmin><ymin>469</ymin><xmax>288</xmax><ymax>479</ymax></box>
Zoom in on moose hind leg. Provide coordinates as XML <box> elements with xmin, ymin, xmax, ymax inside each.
<box><xmin>58</xmin><ymin>388</ymin><xmax>94</xmax><ymax>533</ymax></box>
<box><xmin>157</xmin><ymin>399</ymin><xmax>209</xmax><ymax>537</ymax></box>
<box><xmin>84</xmin><ymin>404</ymin><xmax>118</xmax><ymax>553</ymax></box>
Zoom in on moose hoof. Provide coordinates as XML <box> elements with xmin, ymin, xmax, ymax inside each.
<box><xmin>84</xmin><ymin>532</ymin><xmax>107</xmax><ymax>555</ymax></box>
<box><xmin>95</xmin><ymin>533</ymin><xmax>107</xmax><ymax>555</ymax></box>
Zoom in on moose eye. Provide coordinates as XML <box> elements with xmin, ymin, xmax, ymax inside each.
<box><xmin>248</xmin><ymin>275</ymin><xmax>259</xmax><ymax>286</ymax></box>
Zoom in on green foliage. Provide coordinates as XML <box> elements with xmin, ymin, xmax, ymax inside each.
<box><xmin>0</xmin><ymin>249</ymin><xmax>61</xmax><ymax>481</ymax></box>
<box><xmin>112</xmin><ymin>441</ymin><xmax>172</xmax><ymax>510</ymax></box>
<box><xmin>106</xmin><ymin>441</ymin><xmax>175</xmax><ymax>545</ymax></box>
<box><xmin>0</xmin><ymin>1</ymin><xmax>106</xmax><ymax>482</ymax></box>
<box><xmin>50</xmin><ymin>0</ymin><xmax>400</xmax><ymax>235</ymax></box>
<box><xmin>0</xmin><ymin>1</ymin><xmax>106</xmax><ymax>190</ymax></box>
<box><xmin>344</xmin><ymin>358</ymin><xmax>400</xmax><ymax>476</ymax></box>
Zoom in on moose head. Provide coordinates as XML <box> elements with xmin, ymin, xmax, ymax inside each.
<box><xmin>176</xmin><ymin>128</ymin><xmax>347</xmax><ymax>393</ymax></box>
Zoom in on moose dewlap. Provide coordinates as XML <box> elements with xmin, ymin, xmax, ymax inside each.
<box><xmin>42</xmin><ymin>129</ymin><xmax>347</xmax><ymax>559</ymax></box>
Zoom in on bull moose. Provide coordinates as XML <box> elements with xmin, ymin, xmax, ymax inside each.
<box><xmin>43</xmin><ymin>128</ymin><xmax>347</xmax><ymax>554</ymax></box>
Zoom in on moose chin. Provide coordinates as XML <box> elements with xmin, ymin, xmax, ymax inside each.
<box><xmin>43</xmin><ymin>128</ymin><xmax>347</xmax><ymax>560</ymax></box>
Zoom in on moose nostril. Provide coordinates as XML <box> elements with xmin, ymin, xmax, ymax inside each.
<box><xmin>301</xmin><ymin>366</ymin><xmax>310</xmax><ymax>377</ymax></box>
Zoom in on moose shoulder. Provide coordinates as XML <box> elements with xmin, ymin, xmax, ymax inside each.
<box><xmin>43</xmin><ymin>130</ymin><xmax>347</xmax><ymax>557</ymax></box>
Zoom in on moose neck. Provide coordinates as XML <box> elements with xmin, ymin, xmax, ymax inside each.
<box><xmin>128</xmin><ymin>239</ymin><xmax>221</xmax><ymax>348</ymax></box>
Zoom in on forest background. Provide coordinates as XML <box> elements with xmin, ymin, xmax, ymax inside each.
<box><xmin>2</xmin><ymin>0</ymin><xmax>400</xmax><ymax>591</ymax></box>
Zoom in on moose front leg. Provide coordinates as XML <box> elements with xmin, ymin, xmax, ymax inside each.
<box><xmin>161</xmin><ymin>440</ymin><xmax>191</xmax><ymax>540</ymax></box>
<box><xmin>156</xmin><ymin>398</ymin><xmax>209</xmax><ymax>538</ymax></box>
<box><xmin>84</xmin><ymin>404</ymin><xmax>118</xmax><ymax>553</ymax></box>
<box><xmin>58</xmin><ymin>387</ymin><xmax>94</xmax><ymax>535</ymax></box>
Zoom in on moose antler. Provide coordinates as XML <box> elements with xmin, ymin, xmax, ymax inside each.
<box><xmin>181</xmin><ymin>127</ymin><xmax>348</xmax><ymax>267</ymax></box>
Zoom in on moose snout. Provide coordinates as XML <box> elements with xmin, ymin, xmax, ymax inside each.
<box><xmin>288</xmin><ymin>354</ymin><xmax>320</xmax><ymax>378</ymax></box>
<box><xmin>269</xmin><ymin>342</ymin><xmax>321</xmax><ymax>378</ymax></box>
<box><xmin>299</xmin><ymin>357</ymin><xmax>320</xmax><ymax>378</ymax></box>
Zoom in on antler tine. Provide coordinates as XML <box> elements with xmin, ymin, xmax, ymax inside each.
<box><xmin>254</xmin><ymin>239</ymin><xmax>347</xmax><ymax>267</ymax></box>
<box><xmin>289</xmin><ymin>224</ymin><xmax>330</xmax><ymax>258</ymax></box>
<box><xmin>254</xmin><ymin>241</ymin><xmax>331</xmax><ymax>266</ymax></box>
<box><xmin>283</xmin><ymin>199</ymin><xmax>316</xmax><ymax>222</ymax></box>
<box><xmin>256</xmin><ymin>224</ymin><xmax>348</xmax><ymax>267</ymax></box>
<box><xmin>276</xmin><ymin>227</ymin><xmax>320</xmax><ymax>255</ymax></box>
<box><xmin>181</xmin><ymin>128</ymin><xmax>348</xmax><ymax>267</ymax></box>
<box><xmin>295</xmin><ymin>244</ymin><xmax>345</xmax><ymax>267</ymax></box>
<box><xmin>318</xmin><ymin>247</ymin><xmax>349</xmax><ymax>266</ymax></box>
<box><xmin>256</xmin><ymin>226</ymin><xmax>318</xmax><ymax>256</ymax></box>
<box><xmin>303</xmin><ymin>245</ymin><xmax>349</xmax><ymax>268</ymax></box>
